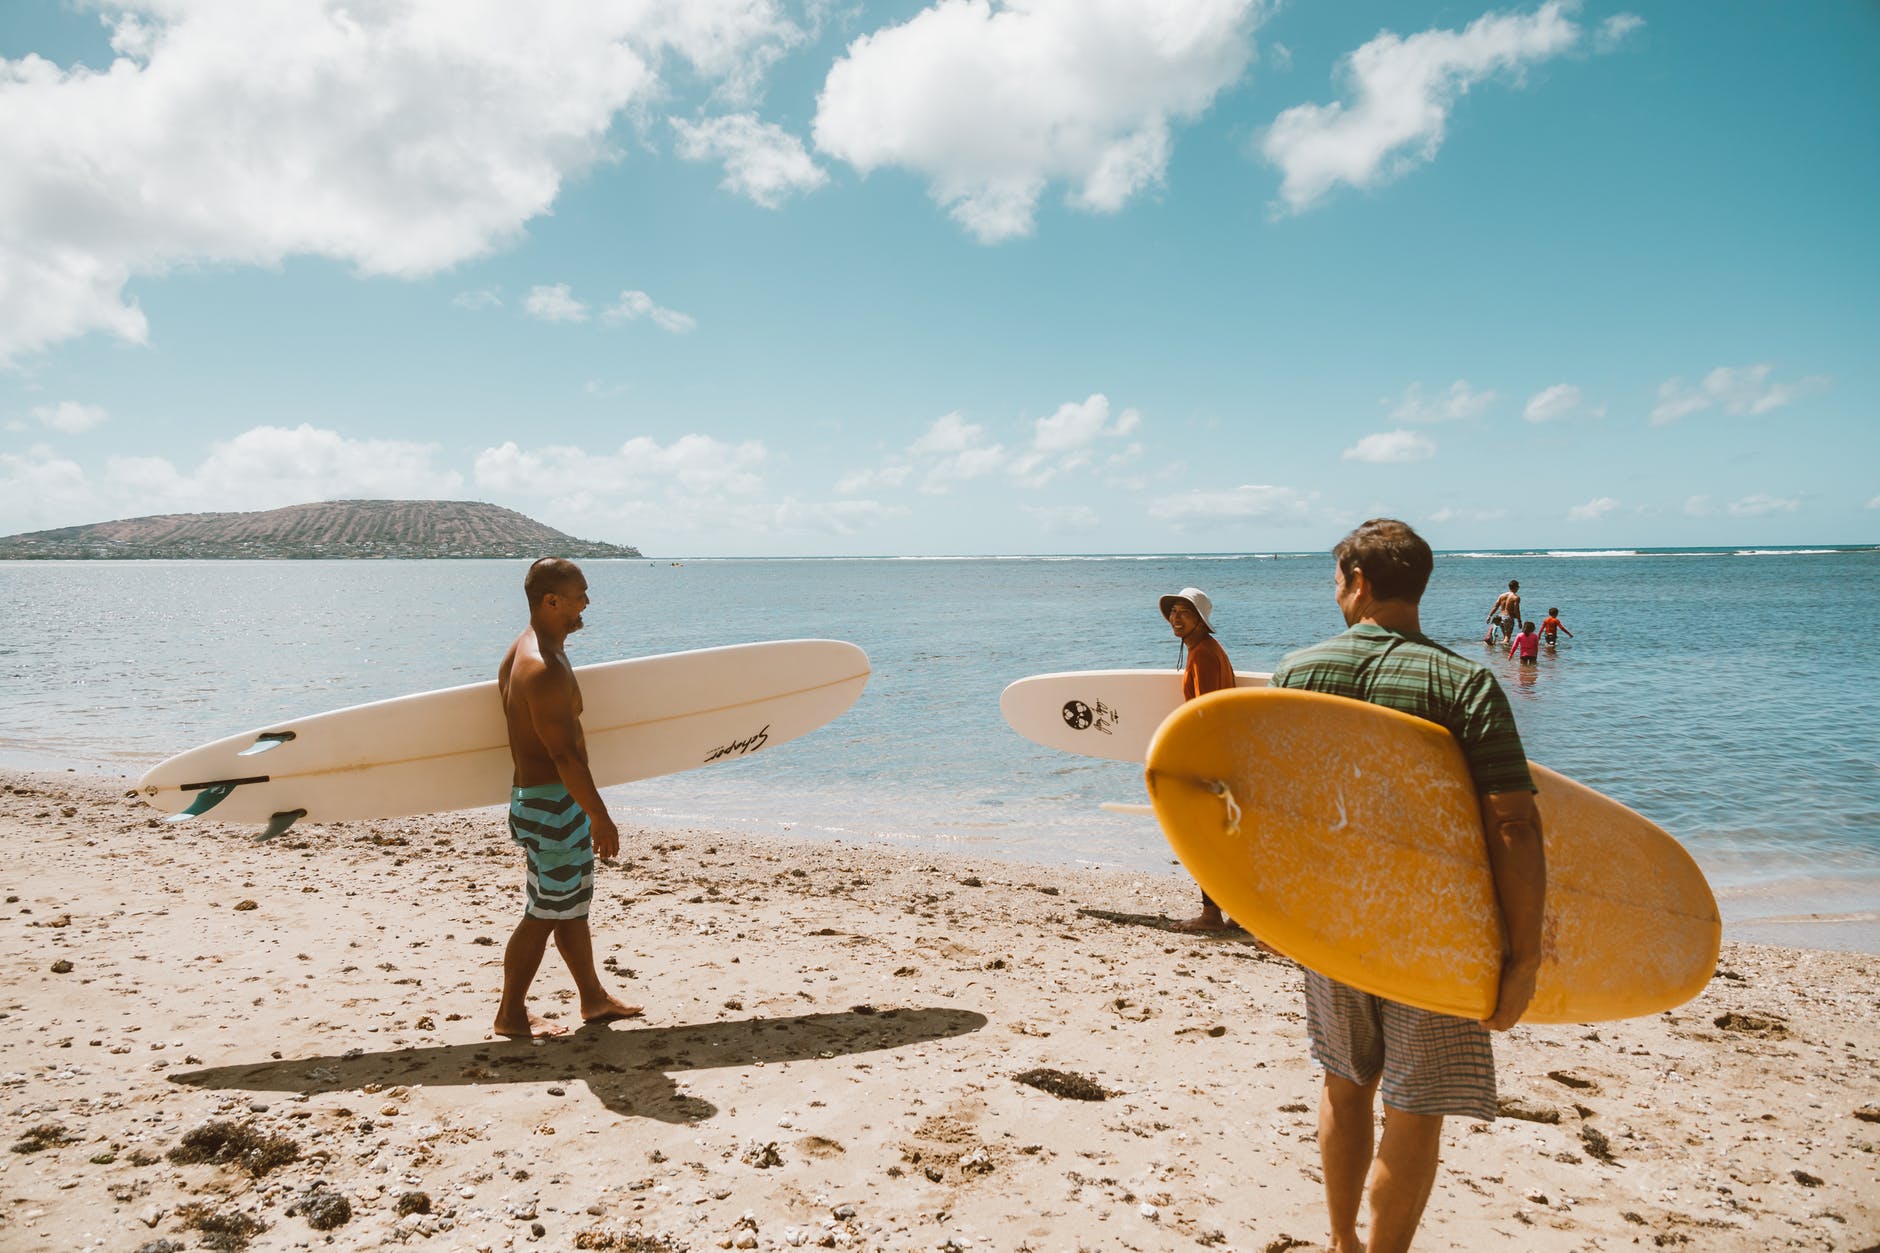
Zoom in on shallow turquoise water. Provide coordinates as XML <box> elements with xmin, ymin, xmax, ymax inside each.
<box><xmin>2</xmin><ymin>550</ymin><xmax>1875</xmax><ymax>935</ymax></box>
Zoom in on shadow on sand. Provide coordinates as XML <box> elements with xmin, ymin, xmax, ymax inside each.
<box><xmin>1077</xmin><ymin>907</ymin><xmax>1253</xmax><ymax>940</ymax></box>
<box><xmin>170</xmin><ymin>1006</ymin><xmax>986</xmax><ymax>1124</ymax></box>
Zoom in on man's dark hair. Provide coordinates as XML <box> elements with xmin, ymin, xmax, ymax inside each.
<box><xmin>1333</xmin><ymin>518</ymin><xmax>1433</xmax><ymax>603</ymax></box>
<box><xmin>1509</xmin><ymin>579</ymin><xmax>1520</xmax><ymax>591</ymax></box>
<box><xmin>525</xmin><ymin>557</ymin><xmax>584</xmax><ymax>608</ymax></box>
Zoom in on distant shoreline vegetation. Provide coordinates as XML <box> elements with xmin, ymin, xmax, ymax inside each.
<box><xmin>0</xmin><ymin>500</ymin><xmax>640</xmax><ymax>561</ymax></box>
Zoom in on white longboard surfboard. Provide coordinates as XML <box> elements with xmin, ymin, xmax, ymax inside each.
<box><xmin>138</xmin><ymin>639</ymin><xmax>870</xmax><ymax>835</ymax></box>
<box><xmin>999</xmin><ymin>669</ymin><xmax>1271</xmax><ymax>764</ymax></box>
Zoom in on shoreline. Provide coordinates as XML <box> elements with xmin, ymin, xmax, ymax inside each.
<box><xmin>3</xmin><ymin>768</ymin><xmax>1877</xmax><ymax>1251</ymax></box>
<box><xmin>16</xmin><ymin>754</ymin><xmax>1879</xmax><ymax>958</ymax></box>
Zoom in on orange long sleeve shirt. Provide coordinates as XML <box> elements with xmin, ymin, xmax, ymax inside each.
<box><xmin>1182</xmin><ymin>634</ymin><xmax>1233</xmax><ymax>701</ymax></box>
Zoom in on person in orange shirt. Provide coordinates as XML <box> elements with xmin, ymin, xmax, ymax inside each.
<box><xmin>1161</xmin><ymin>587</ymin><xmax>1238</xmax><ymax>933</ymax></box>
<box><xmin>1540</xmin><ymin>607</ymin><xmax>1574</xmax><ymax>646</ymax></box>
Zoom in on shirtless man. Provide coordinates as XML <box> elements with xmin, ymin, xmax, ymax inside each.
<box><xmin>1483</xmin><ymin>579</ymin><xmax>1521</xmax><ymax>645</ymax></box>
<box><xmin>493</xmin><ymin>557</ymin><xmax>641</xmax><ymax>1039</ymax></box>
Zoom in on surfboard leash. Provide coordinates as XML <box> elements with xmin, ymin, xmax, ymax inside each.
<box><xmin>1210</xmin><ymin>779</ymin><xmax>1242</xmax><ymax>837</ymax></box>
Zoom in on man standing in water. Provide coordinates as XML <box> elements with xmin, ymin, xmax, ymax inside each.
<box><xmin>494</xmin><ymin>557</ymin><xmax>641</xmax><ymax>1038</ymax></box>
<box><xmin>1483</xmin><ymin>579</ymin><xmax>1521</xmax><ymax>644</ymax></box>
<box><xmin>1161</xmin><ymin>586</ymin><xmax>1238</xmax><ymax>933</ymax></box>
<box><xmin>1272</xmin><ymin>520</ymin><xmax>1545</xmax><ymax>1253</ymax></box>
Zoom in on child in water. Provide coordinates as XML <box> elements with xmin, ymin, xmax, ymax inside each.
<box><xmin>1509</xmin><ymin>620</ymin><xmax>1542</xmax><ymax>665</ymax></box>
<box><xmin>1541</xmin><ymin>607</ymin><xmax>1573</xmax><ymax>645</ymax></box>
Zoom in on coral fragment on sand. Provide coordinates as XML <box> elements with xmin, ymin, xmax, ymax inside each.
<box><xmin>1014</xmin><ymin>1067</ymin><xmax>1112</xmax><ymax>1101</ymax></box>
<box><xmin>167</xmin><ymin>1119</ymin><xmax>302</xmax><ymax>1177</ymax></box>
<box><xmin>9</xmin><ymin>1122</ymin><xmax>77</xmax><ymax>1153</ymax></box>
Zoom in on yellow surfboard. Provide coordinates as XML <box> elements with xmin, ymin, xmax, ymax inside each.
<box><xmin>1144</xmin><ymin>688</ymin><xmax>1719</xmax><ymax>1024</ymax></box>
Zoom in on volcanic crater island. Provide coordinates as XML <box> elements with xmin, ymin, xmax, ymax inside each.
<box><xmin>0</xmin><ymin>499</ymin><xmax>641</xmax><ymax>560</ymax></box>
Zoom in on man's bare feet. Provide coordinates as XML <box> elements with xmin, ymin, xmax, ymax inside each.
<box><xmin>1169</xmin><ymin>913</ymin><xmax>1240</xmax><ymax>934</ymax></box>
<box><xmin>581</xmin><ymin>994</ymin><xmax>644</xmax><ymax>1024</ymax></box>
<box><xmin>491</xmin><ymin>1012</ymin><xmax>568</xmax><ymax>1040</ymax></box>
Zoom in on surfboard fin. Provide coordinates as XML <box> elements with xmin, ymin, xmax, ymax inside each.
<box><xmin>258</xmin><ymin>809</ymin><xmax>307</xmax><ymax>841</ymax></box>
<box><xmin>1099</xmin><ymin>801</ymin><xmax>1155</xmax><ymax>816</ymax></box>
<box><xmin>166</xmin><ymin>782</ymin><xmax>236</xmax><ymax>822</ymax></box>
<box><xmin>238</xmin><ymin>732</ymin><xmax>296</xmax><ymax>757</ymax></box>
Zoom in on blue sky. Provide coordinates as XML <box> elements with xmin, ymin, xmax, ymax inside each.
<box><xmin>1</xmin><ymin>0</ymin><xmax>1874</xmax><ymax>556</ymax></box>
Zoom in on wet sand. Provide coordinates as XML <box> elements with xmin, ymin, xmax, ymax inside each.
<box><xmin>3</xmin><ymin>769</ymin><xmax>1876</xmax><ymax>1251</ymax></box>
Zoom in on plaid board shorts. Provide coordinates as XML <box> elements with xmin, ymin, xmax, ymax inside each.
<box><xmin>1304</xmin><ymin>970</ymin><xmax>1498</xmax><ymax>1121</ymax></box>
<box><xmin>508</xmin><ymin>783</ymin><xmax>595</xmax><ymax>920</ymax></box>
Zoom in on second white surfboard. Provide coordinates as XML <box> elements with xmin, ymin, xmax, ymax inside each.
<box><xmin>999</xmin><ymin>668</ymin><xmax>1270</xmax><ymax>763</ymax></box>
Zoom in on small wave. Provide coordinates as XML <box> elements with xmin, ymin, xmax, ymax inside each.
<box><xmin>1544</xmin><ymin>549</ymin><xmax>1639</xmax><ymax>558</ymax></box>
<box><xmin>1734</xmin><ymin>548</ymin><xmax>1838</xmax><ymax>556</ymax></box>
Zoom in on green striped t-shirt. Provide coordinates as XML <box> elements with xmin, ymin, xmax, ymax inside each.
<box><xmin>1270</xmin><ymin>622</ymin><xmax>1535</xmax><ymax>795</ymax></box>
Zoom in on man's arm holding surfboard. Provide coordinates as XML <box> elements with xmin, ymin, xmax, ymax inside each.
<box><xmin>1479</xmin><ymin>789</ymin><xmax>1546</xmax><ymax>1031</ymax></box>
<box><xmin>522</xmin><ymin>664</ymin><xmax>622</xmax><ymax>861</ymax></box>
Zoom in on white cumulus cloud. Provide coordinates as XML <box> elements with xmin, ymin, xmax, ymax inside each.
<box><xmin>924</xmin><ymin>442</ymin><xmax>1010</xmax><ymax>492</ymax></box>
<box><xmin>813</xmin><ymin>0</ymin><xmax>1268</xmax><ymax>242</ymax></box>
<box><xmin>770</xmin><ymin>497</ymin><xmax>909</xmax><ymax>536</ymax></box>
<box><xmin>672</xmin><ymin>113</ymin><xmax>829</xmax><ymax>208</ymax></box>
<box><xmin>911</xmin><ymin>412</ymin><xmax>988</xmax><ymax>456</ymax></box>
<box><xmin>475</xmin><ymin>434</ymin><xmax>766</xmax><ymax>506</ymax></box>
<box><xmin>1391</xmin><ymin>380</ymin><xmax>1497</xmax><ymax>423</ymax></box>
<box><xmin>0</xmin><ymin>424</ymin><xmax>465</xmax><ymax>532</ymax></box>
<box><xmin>473</xmin><ymin>433</ymin><xmax>919</xmax><ymax>546</ymax></box>
<box><xmin>1343</xmin><ymin>429</ymin><xmax>1436</xmax><ymax>464</ymax></box>
<box><xmin>0</xmin><ymin>0</ymin><xmax>801</xmax><ymax>364</ymax></box>
<box><xmin>1595</xmin><ymin>13</ymin><xmax>1645</xmax><ymax>53</ymax></box>
<box><xmin>835</xmin><ymin>461</ymin><xmax>913</xmax><ymax>495</ymax></box>
<box><xmin>0</xmin><ymin>445</ymin><xmax>95</xmax><ymax>528</ymax></box>
<box><xmin>1567</xmin><ymin>495</ymin><xmax>1620</xmax><ymax>521</ymax></box>
<box><xmin>1523</xmin><ymin>383</ymin><xmax>1584</xmax><ymax>423</ymax></box>
<box><xmin>860</xmin><ymin>394</ymin><xmax>1142</xmax><ymax>494</ymax></box>
<box><xmin>524</xmin><ymin>284</ymin><xmax>590</xmax><ymax>324</ymax></box>
<box><xmin>1012</xmin><ymin>394</ymin><xmax>1140</xmax><ymax>485</ymax></box>
<box><xmin>1032</xmin><ymin>394</ymin><xmax>1140</xmax><ymax>454</ymax></box>
<box><xmin>1726</xmin><ymin>492</ymin><xmax>1800</xmax><ymax>518</ymax></box>
<box><xmin>1022</xmin><ymin>504</ymin><xmax>1101</xmax><ymax>534</ymax></box>
<box><xmin>1262</xmin><ymin>1</ymin><xmax>1590</xmax><ymax>215</ymax></box>
<box><xmin>33</xmin><ymin>401</ymin><xmax>109</xmax><ymax>434</ymax></box>
<box><xmin>604</xmin><ymin>291</ymin><xmax>698</xmax><ymax>334</ymax></box>
<box><xmin>154</xmin><ymin>425</ymin><xmax>464</xmax><ymax>510</ymax></box>
<box><xmin>1650</xmin><ymin>364</ymin><xmax>1830</xmax><ymax>425</ymax></box>
<box><xmin>1424</xmin><ymin>505</ymin><xmax>1508</xmax><ymax>525</ymax></box>
<box><xmin>1148</xmin><ymin>484</ymin><xmax>1319</xmax><ymax>524</ymax></box>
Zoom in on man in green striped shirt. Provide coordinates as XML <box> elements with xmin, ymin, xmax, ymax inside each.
<box><xmin>1270</xmin><ymin>518</ymin><xmax>1547</xmax><ymax>1253</ymax></box>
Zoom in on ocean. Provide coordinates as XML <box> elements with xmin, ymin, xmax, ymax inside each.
<box><xmin>3</xmin><ymin>548</ymin><xmax>1876</xmax><ymax>946</ymax></box>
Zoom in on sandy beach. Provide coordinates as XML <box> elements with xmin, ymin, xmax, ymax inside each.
<box><xmin>3</xmin><ymin>768</ymin><xmax>1876</xmax><ymax>1252</ymax></box>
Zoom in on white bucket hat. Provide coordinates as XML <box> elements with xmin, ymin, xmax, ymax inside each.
<box><xmin>1159</xmin><ymin>586</ymin><xmax>1214</xmax><ymax>631</ymax></box>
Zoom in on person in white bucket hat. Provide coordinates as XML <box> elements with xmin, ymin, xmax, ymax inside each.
<box><xmin>1159</xmin><ymin>586</ymin><xmax>1238</xmax><ymax>933</ymax></box>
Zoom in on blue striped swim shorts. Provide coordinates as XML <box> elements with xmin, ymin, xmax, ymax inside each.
<box><xmin>1304</xmin><ymin>970</ymin><xmax>1497</xmax><ymax>1121</ymax></box>
<box><xmin>508</xmin><ymin>783</ymin><xmax>595</xmax><ymax>921</ymax></box>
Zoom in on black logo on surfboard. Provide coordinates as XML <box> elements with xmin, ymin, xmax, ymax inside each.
<box><xmin>704</xmin><ymin>725</ymin><xmax>771</xmax><ymax>763</ymax></box>
<box><xmin>1062</xmin><ymin>699</ymin><xmax>1120</xmax><ymax>735</ymax></box>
